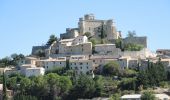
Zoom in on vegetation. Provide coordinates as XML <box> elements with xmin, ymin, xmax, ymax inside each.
<box><xmin>124</xmin><ymin>43</ymin><xmax>144</xmax><ymax>51</ymax></box>
<box><xmin>127</xmin><ymin>31</ymin><xmax>136</xmax><ymax>37</ymax></box>
<box><xmin>141</xmin><ymin>91</ymin><xmax>156</xmax><ymax>100</ymax></box>
<box><xmin>3</xmin><ymin>72</ymin><xmax>8</xmax><ymax>100</ymax></box>
<box><xmin>84</xmin><ymin>32</ymin><xmax>91</xmax><ymax>38</ymax></box>
<box><xmin>46</xmin><ymin>34</ymin><xmax>57</xmax><ymax>45</ymax></box>
<box><xmin>102</xmin><ymin>61</ymin><xmax>120</xmax><ymax>76</ymax></box>
<box><xmin>115</xmin><ymin>38</ymin><xmax>123</xmax><ymax>50</ymax></box>
<box><xmin>137</xmin><ymin>59</ymin><xmax>167</xmax><ymax>89</ymax></box>
<box><xmin>0</xmin><ymin>53</ymin><xmax>25</xmax><ymax>68</ymax></box>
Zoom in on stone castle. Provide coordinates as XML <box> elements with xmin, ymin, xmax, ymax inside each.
<box><xmin>60</xmin><ymin>14</ymin><xmax>121</xmax><ymax>40</ymax></box>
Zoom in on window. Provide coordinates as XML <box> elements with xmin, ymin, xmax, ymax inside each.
<box><xmin>87</xmin><ymin>66</ymin><xmax>88</xmax><ymax>69</ymax></box>
<box><xmin>80</xmin><ymin>62</ymin><xmax>83</xmax><ymax>65</ymax></box>
<box><xmin>75</xmin><ymin>63</ymin><xmax>76</xmax><ymax>65</ymax></box>
<box><xmin>80</xmin><ymin>67</ymin><xmax>82</xmax><ymax>69</ymax></box>
<box><xmin>93</xmin><ymin>60</ymin><xmax>95</xmax><ymax>62</ymax></box>
<box><xmin>46</xmin><ymin>66</ymin><xmax>48</xmax><ymax>69</ymax></box>
<box><xmin>89</xmin><ymin>27</ymin><xmax>91</xmax><ymax>31</ymax></box>
<box><xmin>60</xmin><ymin>62</ymin><xmax>61</xmax><ymax>64</ymax></box>
<box><xmin>87</xmin><ymin>63</ymin><xmax>88</xmax><ymax>65</ymax></box>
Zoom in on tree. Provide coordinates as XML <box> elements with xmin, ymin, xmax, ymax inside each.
<box><xmin>20</xmin><ymin>77</ymin><xmax>31</xmax><ymax>94</ymax></box>
<box><xmin>103</xmin><ymin>61</ymin><xmax>120</xmax><ymax>76</ymax></box>
<box><xmin>100</xmin><ymin>23</ymin><xmax>106</xmax><ymax>44</ymax></box>
<box><xmin>68</xmin><ymin>75</ymin><xmax>96</xmax><ymax>99</ymax></box>
<box><xmin>45</xmin><ymin>73</ymin><xmax>72</xmax><ymax>99</ymax></box>
<box><xmin>110</xmin><ymin>93</ymin><xmax>121</xmax><ymax>100</ymax></box>
<box><xmin>127</xmin><ymin>31</ymin><xmax>136</xmax><ymax>37</ymax></box>
<box><xmin>115</xmin><ymin>38</ymin><xmax>123</xmax><ymax>50</ymax></box>
<box><xmin>118</xmin><ymin>78</ymin><xmax>137</xmax><ymax>91</ymax></box>
<box><xmin>14</xmin><ymin>94</ymin><xmax>38</xmax><ymax>100</ymax></box>
<box><xmin>141</xmin><ymin>91</ymin><xmax>156</xmax><ymax>100</ymax></box>
<box><xmin>46</xmin><ymin>34</ymin><xmax>57</xmax><ymax>45</ymax></box>
<box><xmin>84</xmin><ymin>32</ymin><xmax>91</xmax><ymax>38</ymax></box>
<box><xmin>3</xmin><ymin>72</ymin><xmax>8</xmax><ymax>100</ymax></box>
<box><xmin>93</xmin><ymin>75</ymin><xmax>104</xmax><ymax>97</ymax></box>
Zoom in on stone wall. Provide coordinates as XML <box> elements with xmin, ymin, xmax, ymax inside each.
<box><xmin>60</xmin><ymin>28</ymin><xmax>79</xmax><ymax>39</ymax></box>
<box><xmin>122</xmin><ymin>48</ymin><xmax>156</xmax><ymax>58</ymax></box>
<box><xmin>32</xmin><ymin>45</ymin><xmax>49</xmax><ymax>55</ymax></box>
<box><xmin>123</xmin><ymin>36</ymin><xmax>147</xmax><ymax>47</ymax></box>
<box><xmin>66</xmin><ymin>42</ymin><xmax>92</xmax><ymax>55</ymax></box>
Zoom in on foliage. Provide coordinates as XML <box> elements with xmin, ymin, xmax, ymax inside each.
<box><xmin>67</xmin><ymin>75</ymin><xmax>103</xmax><ymax>100</ymax></box>
<box><xmin>115</xmin><ymin>38</ymin><xmax>123</xmax><ymax>50</ymax></box>
<box><xmin>46</xmin><ymin>34</ymin><xmax>57</xmax><ymax>45</ymax></box>
<box><xmin>14</xmin><ymin>94</ymin><xmax>38</xmax><ymax>100</ymax></box>
<box><xmin>118</xmin><ymin>78</ymin><xmax>137</xmax><ymax>91</ymax></box>
<box><xmin>103</xmin><ymin>61</ymin><xmax>120</xmax><ymax>76</ymax></box>
<box><xmin>84</xmin><ymin>32</ymin><xmax>91</xmax><ymax>37</ymax></box>
<box><xmin>121</xmin><ymin>69</ymin><xmax>138</xmax><ymax>78</ymax></box>
<box><xmin>3</xmin><ymin>72</ymin><xmax>8</xmax><ymax>100</ymax></box>
<box><xmin>109</xmin><ymin>93</ymin><xmax>121</xmax><ymax>100</ymax></box>
<box><xmin>137</xmin><ymin>60</ymin><xmax>167</xmax><ymax>89</ymax></box>
<box><xmin>127</xmin><ymin>31</ymin><xmax>136</xmax><ymax>37</ymax></box>
<box><xmin>141</xmin><ymin>91</ymin><xmax>156</xmax><ymax>100</ymax></box>
<box><xmin>124</xmin><ymin>43</ymin><xmax>144</xmax><ymax>51</ymax></box>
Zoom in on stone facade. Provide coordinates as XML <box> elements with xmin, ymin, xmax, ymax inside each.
<box><xmin>36</xmin><ymin>57</ymin><xmax>66</xmax><ymax>71</ymax></box>
<box><xmin>70</xmin><ymin>59</ymin><xmax>93</xmax><ymax>75</ymax></box>
<box><xmin>94</xmin><ymin>44</ymin><xmax>121</xmax><ymax>57</ymax></box>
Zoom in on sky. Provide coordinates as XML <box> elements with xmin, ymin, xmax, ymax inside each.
<box><xmin>0</xmin><ymin>0</ymin><xmax>170</xmax><ymax>58</ymax></box>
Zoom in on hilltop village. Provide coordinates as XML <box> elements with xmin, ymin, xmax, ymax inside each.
<box><xmin>1</xmin><ymin>14</ymin><xmax>170</xmax><ymax>100</ymax></box>
<box><xmin>15</xmin><ymin>14</ymin><xmax>159</xmax><ymax>77</ymax></box>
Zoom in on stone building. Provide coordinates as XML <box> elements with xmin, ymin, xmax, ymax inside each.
<box><xmin>36</xmin><ymin>57</ymin><xmax>66</xmax><ymax>71</ymax></box>
<box><xmin>78</xmin><ymin>14</ymin><xmax>121</xmax><ymax>40</ymax></box>
<box><xmin>58</xmin><ymin>36</ymin><xmax>92</xmax><ymax>55</ymax></box>
<box><xmin>60</xmin><ymin>28</ymin><xmax>79</xmax><ymax>39</ymax></box>
<box><xmin>69</xmin><ymin>55</ymin><xmax>93</xmax><ymax>75</ymax></box>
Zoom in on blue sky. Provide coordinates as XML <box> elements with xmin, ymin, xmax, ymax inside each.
<box><xmin>0</xmin><ymin>0</ymin><xmax>170</xmax><ymax>58</ymax></box>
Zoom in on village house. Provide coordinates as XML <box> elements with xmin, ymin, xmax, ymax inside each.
<box><xmin>20</xmin><ymin>64</ymin><xmax>45</xmax><ymax>77</ymax></box>
<box><xmin>36</xmin><ymin>57</ymin><xmax>66</xmax><ymax>71</ymax></box>
<box><xmin>69</xmin><ymin>55</ymin><xmax>93</xmax><ymax>75</ymax></box>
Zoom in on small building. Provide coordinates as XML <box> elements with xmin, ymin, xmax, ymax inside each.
<box><xmin>121</xmin><ymin>94</ymin><xmax>141</xmax><ymax>100</ymax></box>
<box><xmin>24</xmin><ymin>67</ymin><xmax>45</xmax><ymax>77</ymax></box>
<box><xmin>18</xmin><ymin>56</ymin><xmax>38</xmax><ymax>67</ymax></box>
<box><xmin>20</xmin><ymin>64</ymin><xmax>45</xmax><ymax>77</ymax></box>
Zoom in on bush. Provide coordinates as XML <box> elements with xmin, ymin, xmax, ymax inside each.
<box><xmin>124</xmin><ymin>43</ymin><xmax>144</xmax><ymax>51</ymax></box>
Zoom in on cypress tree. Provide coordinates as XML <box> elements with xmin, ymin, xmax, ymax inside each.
<box><xmin>3</xmin><ymin>72</ymin><xmax>7</xmax><ymax>100</ymax></box>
